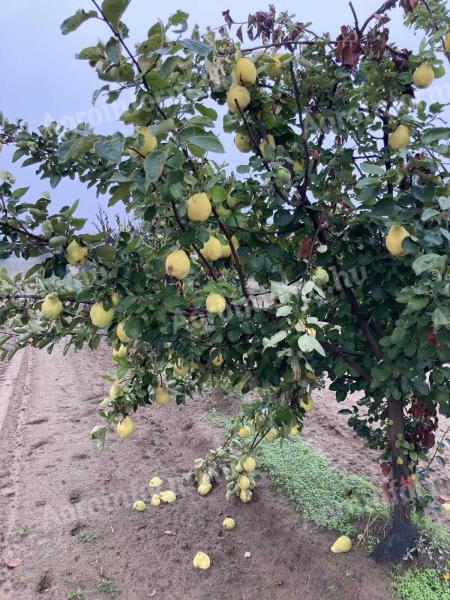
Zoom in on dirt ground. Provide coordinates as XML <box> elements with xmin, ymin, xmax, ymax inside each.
<box><xmin>0</xmin><ymin>345</ymin><xmax>445</xmax><ymax>599</ymax></box>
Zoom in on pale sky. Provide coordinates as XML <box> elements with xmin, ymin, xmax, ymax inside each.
<box><xmin>0</xmin><ymin>1</ymin><xmax>442</xmax><ymax>230</ymax></box>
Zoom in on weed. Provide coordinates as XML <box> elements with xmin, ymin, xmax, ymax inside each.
<box><xmin>256</xmin><ymin>438</ymin><xmax>385</xmax><ymax>536</ymax></box>
<box><xmin>97</xmin><ymin>576</ymin><xmax>120</xmax><ymax>597</ymax></box>
<box><xmin>78</xmin><ymin>530</ymin><xmax>97</xmax><ymax>544</ymax></box>
<box><xmin>17</xmin><ymin>526</ymin><xmax>29</xmax><ymax>537</ymax></box>
<box><xmin>200</xmin><ymin>408</ymin><xmax>230</xmax><ymax>428</ymax></box>
<box><xmin>67</xmin><ymin>590</ymin><xmax>85</xmax><ymax>600</ymax></box>
<box><xmin>393</xmin><ymin>568</ymin><xmax>450</xmax><ymax>600</ymax></box>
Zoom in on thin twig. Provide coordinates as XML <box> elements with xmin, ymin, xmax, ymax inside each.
<box><xmin>322</xmin><ymin>341</ymin><xmax>371</xmax><ymax>381</ymax></box>
<box><xmin>360</xmin><ymin>0</ymin><xmax>398</xmax><ymax>35</ymax></box>
<box><xmin>170</xmin><ymin>200</ymin><xmax>218</xmax><ymax>282</ymax></box>
<box><xmin>420</xmin><ymin>0</ymin><xmax>450</xmax><ymax>65</ymax></box>
<box><xmin>211</xmin><ymin>206</ymin><xmax>251</xmax><ymax>302</ymax></box>
<box><xmin>418</xmin><ymin>425</ymin><xmax>450</xmax><ymax>474</ymax></box>
<box><xmin>90</xmin><ymin>0</ymin><xmax>167</xmax><ymax>119</ymax></box>
<box><xmin>349</xmin><ymin>2</ymin><xmax>360</xmax><ymax>36</ymax></box>
<box><xmin>289</xmin><ymin>61</ymin><xmax>310</xmax><ymax>200</ymax></box>
<box><xmin>234</xmin><ymin>99</ymin><xmax>298</xmax><ymax>207</ymax></box>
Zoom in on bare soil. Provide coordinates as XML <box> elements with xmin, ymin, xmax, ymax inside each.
<box><xmin>0</xmin><ymin>345</ymin><xmax>442</xmax><ymax>599</ymax></box>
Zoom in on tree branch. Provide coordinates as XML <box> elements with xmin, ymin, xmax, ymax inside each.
<box><xmin>90</xmin><ymin>0</ymin><xmax>167</xmax><ymax>119</ymax></box>
<box><xmin>360</xmin><ymin>0</ymin><xmax>398</xmax><ymax>35</ymax></box>
<box><xmin>289</xmin><ymin>61</ymin><xmax>310</xmax><ymax>200</ymax></box>
<box><xmin>349</xmin><ymin>2</ymin><xmax>361</xmax><ymax>36</ymax></box>
<box><xmin>322</xmin><ymin>340</ymin><xmax>371</xmax><ymax>381</ymax></box>
<box><xmin>332</xmin><ymin>257</ymin><xmax>383</xmax><ymax>359</ymax></box>
<box><xmin>420</xmin><ymin>0</ymin><xmax>450</xmax><ymax>65</ymax></box>
<box><xmin>211</xmin><ymin>205</ymin><xmax>251</xmax><ymax>302</ymax></box>
<box><xmin>234</xmin><ymin>99</ymin><xmax>298</xmax><ymax>207</ymax></box>
<box><xmin>169</xmin><ymin>201</ymin><xmax>218</xmax><ymax>283</ymax></box>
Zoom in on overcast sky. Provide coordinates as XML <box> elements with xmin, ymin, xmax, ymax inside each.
<box><xmin>0</xmin><ymin>1</ymin><xmax>445</xmax><ymax>230</ymax></box>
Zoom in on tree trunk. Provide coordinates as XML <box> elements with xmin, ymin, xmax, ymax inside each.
<box><xmin>371</xmin><ymin>396</ymin><xmax>418</xmax><ymax>563</ymax></box>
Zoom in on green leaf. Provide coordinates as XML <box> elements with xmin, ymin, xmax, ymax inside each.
<box><xmin>12</xmin><ymin>148</ymin><xmax>27</xmax><ymax>163</ymax></box>
<box><xmin>143</xmin><ymin>150</ymin><xmax>168</xmax><ymax>184</ymax></box>
<box><xmin>125</xmin><ymin>315</ymin><xmax>144</xmax><ymax>338</ymax></box>
<box><xmin>143</xmin><ymin>71</ymin><xmax>170</xmax><ymax>91</ymax></box>
<box><xmin>440</xmin><ymin>227</ymin><xmax>450</xmax><ymax>241</ymax></box>
<box><xmin>108</xmin><ymin>183</ymin><xmax>131</xmax><ymax>207</ymax></box>
<box><xmin>181</xmin><ymin>128</ymin><xmax>225</xmax><ymax>153</ymax></box>
<box><xmin>412</xmin><ymin>185</ymin><xmax>436</xmax><ymax>203</ymax></box>
<box><xmin>61</xmin><ymin>9</ymin><xmax>98</xmax><ymax>35</ymax></box>
<box><xmin>101</xmin><ymin>0</ymin><xmax>130</xmax><ymax>27</ymax></box>
<box><xmin>298</xmin><ymin>334</ymin><xmax>325</xmax><ymax>357</ymax></box>
<box><xmin>168</xmin><ymin>10</ymin><xmax>189</xmax><ymax>29</ymax></box>
<box><xmin>95</xmin><ymin>244</ymin><xmax>116</xmax><ymax>262</ymax></box>
<box><xmin>412</xmin><ymin>254</ymin><xmax>446</xmax><ymax>276</ymax></box>
<box><xmin>360</xmin><ymin>163</ymin><xmax>385</xmax><ymax>176</ymax></box>
<box><xmin>276</xmin><ymin>305</ymin><xmax>293</xmax><ymax>317</ymax></box>
<box><xmin>11</xmin><ymin>187</ymin><xmax>29</xmax><ymax>200</ymax></box>
<box><xmin>94</xmin><ymin>132</ymin><xmax>125</xmax><ymax>163</ymax></box>
<box><xmin>407</xmin><ymin>296</ymin><xmax>429</xmax><ymax>312</ymax></box>
<box><xmin>68</xmin><ymin>199</ymin><xmax>79</xmax><ymax>217</ymax></box>
<box><xmin>150</xmin><ymin>119</ymin><xmax>176</xmax><ymax>137</ymax></box>
<box><xmin>263</xmin><ymin>330</ymin><xmax>287</xmax><ymax>349</ymax></box>
<box><xmin>270</xmin><ymin>281</ymin><xmax>298</xmax><ymax>303</ymax></box>
<box><xmin>58</xmin><ymin>136</ymin><xmax>95</xmax><ymax>162</ymax></box>
<box><xmin>421</xmin><ymin>127</ymin><xmax>450</xmax><ymax>144</ymax></box>
<box><xmin>181</xmin><ymin>39</ymin><xmax>212</xmax><ymax>57</ymax></box>
<box><xmin>439</xmin><ymin>197</ymin><xmax>450</xmax><ymax>210</ymax></box>
<box><xmin>105</xmin><ymin>38</ymin><xmax>121</xmax><ymax>64</ymax></box>
<box><xmin>101</xmin><ymin>64</ymin><xmax>134</xmax><ymax>83</ymax></box>
<box><xmin>210</xmin><ymin>186</ymin><xmax>228</xmax><ymax>203</ymax></box>
<box><xmin>195</xmin><ymin>104</ymin><xmax>218</xmax><ymax>121</ymax></box>
<box><xmin>433</xmin><ymin>306</ymin><xmax>450</xmax><ymax>329</ymax></box>
<box><xmin>436</xmin><ymin>455</ymin><xmax>446</xmax><ymax>467</ymax></box>
<box><xmin>421</xmin><ymin>208</ymin><xmax>440</xmax><ymax>222</ymax></box>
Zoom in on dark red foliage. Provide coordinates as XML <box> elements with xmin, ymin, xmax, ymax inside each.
<box><xmin>427</xmin><ymin>329</ymin><xmax>439</xmax><ymax>347</ymax></box>
<box><xmin>222</xmin><ymin>6</ymin><xmax>308</xmax><ymax>51</ymax></box>
<box><xmin>406</xmin><ymin>402</ymin><xmax>438</xmax><ymax>451</ymax></box>
<box><xmin>366</xmin><ymin>27</ymin><xmax>390</xmax><ymax>60</ymax></box>
<box><xmin>380</xmin><ymin>461</ymin><xmax>392</xmax><ymax>477</ymax></box>
<box><xmin>335</xmin><ymin>26</ymin><xmax>363</xmax><ymax>68</ymax></box>
<box><xmin>400</xmin><ymin>0</ymin><xmax>419</xmax><ymax>14</ymax></box>
<box><xmin>222</xmin><ymin>10</ymin><xmax>233</xmax><ymax>29</ymax></box>
<box><xmin>300</xmin><ymin>237</ymin><xmax>314</xmax><ymax>258</ymax></box>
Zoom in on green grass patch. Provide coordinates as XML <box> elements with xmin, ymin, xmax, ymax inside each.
<box><xmin>200</xmin><ymin>407</ymin><xmax>231</xmax><ymax>428</ymax></box>
<box><xmin>256</xmin><ymin>438</ymin><xmax>386</xmax><ymax>536</ymax></box>
<box><xmin>393</xmin><ymin>568</ymin><xmax>450</xmax><ymax>600</ymax></box>
<box><xmin>412</xmin><ymin>512</ymin><xmax>450</xmax><ymax>550</ymax></box>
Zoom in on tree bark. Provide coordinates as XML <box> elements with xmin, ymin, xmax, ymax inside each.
<box><xmin>387</xmin><ymin>396</ymin><xmax>412</xmax><ymax>523</ymax></box>
<box><xmin>371</xmin><ymin>396</ymin><xmax>418</xmax><ymax>563</ymax></box>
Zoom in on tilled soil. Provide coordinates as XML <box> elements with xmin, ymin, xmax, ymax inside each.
<box><xmin>0</xmin><ymin>345</ymin><xmax>403</xmax><ymax>599</ymax></box>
